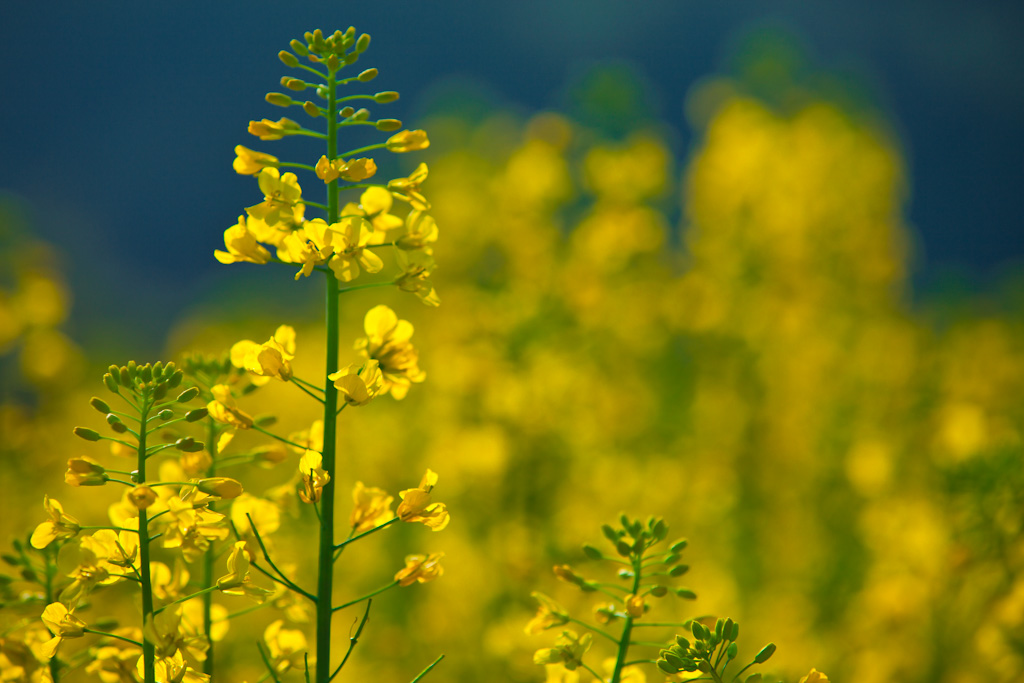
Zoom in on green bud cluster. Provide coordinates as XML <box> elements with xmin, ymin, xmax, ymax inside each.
<box><xmin>102</xmin><ymin>361</ymin><xmax>183</xmax><ymax>400</ymax></box>
<box><xmin>656</xmin><ymin>616</ymin><xmax>773</xmax><ymax>682</ymax></box>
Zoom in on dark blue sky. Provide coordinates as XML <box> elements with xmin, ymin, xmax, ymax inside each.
<box><xmin>1</xmin><ymin>1</ymin><xmax>1022</xmax><ymax>354</ymax></box>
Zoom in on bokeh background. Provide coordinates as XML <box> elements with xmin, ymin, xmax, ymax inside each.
<box><xmin>3</xmin><ymin>2</ymin><xmax>1024</xmax><ymax>682</ymax></box>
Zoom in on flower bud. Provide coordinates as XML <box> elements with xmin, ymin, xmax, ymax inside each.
<box><xmin>185</xmin><ymin>407</ymin><xmax>209</xmax><ymax>422</ymax></box>
<box><xmin>753</xmin><ymin>643</ymin><xmax>776</xmax><ymax>664</ymax></box>
<box><xmin>128</xmin><ymin>485</ymin><xmax>158</xmax><ymax>510</ymax></box>
<box><xmin>119</xmin><ymin>366</ymin><xmax>131</xmax><ymax>386</ymax></box>
<box><xmin>266</xmin><ymin>92</ymin><xmax>293</xmax><ymax>107</ymax></box>
<box><xmin>726</xmin><ymin>642</ymin><xmax>738</xmax><ymax>660</ymax></box>
<box><xmin>278</xmin><ymin>50</ymin><xmax>299</xmax><ymax>68</ymax></box>
<box><xmin>615</xmin><ymin>539</ymin><xmax>633</xmax><ymax>556</ymax></box>
<box><xmin>357</xmin><ymin>68</ymin><xmax>378</xmax><ymax>82</ymax></box>
<box><xmin>670</xmin><ymin>539</ymin><xmax>688</xmax><ymax>553</ymax></box>
<box><xmin>670</xmin><ymin>564</ymin><xmax>689</xmax><ymax>577</ymax></box>
<box><xmin>175</xmin><ymin>437</ymin><xmax>204</xmax><ymax>453</ymax></box>
<box><xmin>582</xmin><ymin>544</ymin><xmax>602</xmax><ymax>560</ymax></box>
<box><xmin>340</xmin><ymin>106</ymin><xmax>355</xmax><ymax>118</ymax></box>
<box><xmin>343</xmin><ymin>52</ymin><xmax>359</xmax><ymax>65</ymax></box>
<box><xmin>65</xmin><ymin>457</ymin><xmax>108</xmax><ymax>486</ymax></box>
<box><xmin>356</xmin><ymin>33</ymin><xmax>371</xmax><ymax>53</ymax></box>
<box><xmin>74</xmin><ymin>427</ymin><xmax>101</xmax><ymax>441</ymax></box>
<box><xmin>676</xmin><ymin>588</ymin><xmax>697</xmax><ymax>600</ymax></box>
<box><xmin>152</xmin><ymin>383</ymin><xmax>168</xmax><ymax>400</ymax></box>
<box><xmin>650</xmin><ymin>585</ymin><xmax>668</xmax><ymax>597</ymax></box>
<box><xmin>152</xmin><ymin>361</ymin><xmax>164</xmax><ymax>377</ymax></box>
<box><xmin>326</xmin><ymin>54</ymin><xmax>340</xmax><ymax>71</ymax></box>
<box><xmin>167</xmin><ymin>371</ymin><xmax>183</xmax><ymax>389</ymax></box>
<box><xmin>375</xmin><ymin>119</ymin><xmax>402</xmax><ymax>132</ymax></box>
<box><xmin>284</xmin><ymin>78</ymin><xmax>306</xmax><ymax>91</ymax></box>
<box><xmin>157</xmin><ymin>409</ymin><xmax>174</xmax><ymax>420</ymax></box>
<box><xmin>289</xmin><ymin>39</ymin><xmax>308</xmax><ymax>56</ymax></box>
<box><xmin>103</xmin><ymin>373</ymin><xmax>119</xmax><ymax>393</ymax></box>
<box><xmin>90</xmin><ymin>397</ymin><xmax>111</xmax><ymax>413</ymax></box>
<box><xmin>303</xmin><ymin>101</ymin><xmax>321</xmax><ymax>118</ymax></box>
<box><xmin>176</xmin><ymin>387</ymin><xmax>200</xmax><ymax>403</ymax></box>
<box><xmin>374</xmin><ymin>91</ymin><xmax>399</xmax><ymax>103</ymax></box>
<box><xmin>352</xmin><ymin>108</ymin><xmax>370</xmax><ymax>121</ymax></box>
<box><xmin>197</xmin><ymin>477</ymin><xmax>243</xmax><ymax>499</ymax></box>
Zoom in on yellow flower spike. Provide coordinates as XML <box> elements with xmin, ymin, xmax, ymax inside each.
<box><xmin>394</xmin><ymin>250</ymin><xmax>441</xmax><ymax>307</ymax></box>
<box><xmin>39</xmin><ymin>603</ymin><xmax>87</xmax><ymax>659</ymax></box>
<box><xmin>799</xmin><ymin>669</ymin><xmax>830</xmax><ymax>683</ymax></box>
<box><xmin>264</xmin><ymin>620</ymin><xmax>308</xmax><ymax>673</ymax></box>
<box><xmin>298</xmin><ymin>450</ymin><xmax>330</xmax><ymax>504</ymax></box>
<box><xmin>217</xmin><ymin>541</ymin><xmax>272</xmax><ymax>602</ymax></box>
<box><xmin>247</xmin><ymin>117</ymin><xmax>302</xmax><ymax>140</ymax></box>
<box><xmin>625</xmin><ymin>594</ymin><xmax>645</xmax><ymax>618</ymax></box>
<box><xmin>247</xmin><ymin>168</ymin><xmax>305</xmax><ymax>228</ymax></box>
<box><xmin>396</xmin><ymin>210</ymin><xmax>438</xmax><ymax>252</ymax></box>
<box><xmin>350</xmin><ymin>481</ymin><xmax>394</xmax><ymax>532</ymax></box>
<box><xmin>233</xmin><ymin>145</ymin><xmax>279</xmax><ymax>175</ymax></box>
<box><xmin>327</xmin><ymin>359</ymin><xmax>384</xmax><ymax>406</ymax></box>
<box><xmin>387</xmin><ymin>162</ymin><xmax>431</xmax><ymax>210</ymax></box>
<box><xmin>386</xmin><ymin>129</ymin><xmax>430</xmax><ymax>153</ymax></box>
<box><xmin>525</xmin><ymin>592</ymin><xmax>570</xmax><ymax>635</ymax></box>
<box><xmin>30</xmin><ymin>496</ymin><xmax>80</xmax><ymax>549</ymax></box>
<box><xmin>206</xmin><ymin>384</ymin><xmax>253</xmax><ymax>429</ymax></box>
<box><xmin>196</xmin><ymin>477</ymin><xmax>244</xmax><ymax>499</ymax></box>
<box><xmin>394</xmin><ymin>552</ymin><xmax>444</xmax><ymax>586</ymax></box>
<box><xmin>355</xmin><ymin>304</ymin><xmax>426</xmax><ymax>399</ymax></box>
<box><xmin>396</xmin><ymin>468</ymin><xmax>449</xmax><ymax>530</ymax></box>
<box><xmin>64</xmin><ymin>456</ymin><xmax>108</xmax><ymax>487</ymax></box>
<box><xmin>214</xmin><ymin>216</ymin><xmax>272</xmax><ymax>265</ymax></box>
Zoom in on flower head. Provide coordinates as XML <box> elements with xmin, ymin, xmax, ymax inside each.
<box><xmin>350</xmin><ymin>482</ymin><xmax>394</xmax><ymax>532</ymax></box>
<box><xmin>395</xmin><ymin>552</ymin><xmax>444</xmax><ymax>586</ymax></box>
<box><xmin>217</xmin><ymin>541</ymin><xmax>271</xmax><ymax>602</ymax></box>
<box><xmin>394</xmin><ymin>250</ymin><xmax>440</xmax><ymax>307</ymax></box>
<box><xmin>248</xmin><ymin>117</ymin><xmax>301</xmax><ymax>141</ymax></box>
<box><xmin>387</xmin><ymin>162</ymin><xmax>430</xmax><ymax>210</ymax></box>
<box><xmin>315</xmin><ymin>155</ymin><xmax>378</xmax><ymax>183</ymax></box>
<box><xmin>39</xmin><ymin>603</ymin><xmax>86</xmax><ymax>659</ymax></box>
<box><xmin>65</xmin><ymin>456</ymin><xmax>108</xmax><ymax>487</ymax></box>
<box><xmin>525</xmin><ymin>592</ymin><xmax>570</xmax><ymax>635</ymax></box>
<box><xmin>396</xmin><ymin>469</ymin><xmax>449</xmax><ymax>531</ymax></box>
<box><xmin>233</xmin><ymin>145</ymin><xmax>278</xmax><ymax>175</ymax></box>
<box><xmin>214</xmin><ymin>216</ymin><xmax>272</xmax><ymax>265</ymax></box>
<box><xmin>230</xmin><ymin>325</ymin><xmax>296</xmax><ymax>384</ymax></box>
<box><xmin>30</xmin><ymin>496</ymin><xmax>80</xmax><ymax>549</ymax></box>
<box><xmin>298</xmin><ymin>450</ymin><xmax>330</xmax><ymax>504</ymax></box>
<box><xmin>799</xmin><ymin>670</ymin><xmax>830</xmax><ymax>683</ymax></box>
<box><xmin>206</xmin><ymin>385</ymin><xmax>253</xmax><ymax>429</ymax></box>
<box><xmin>355</xmin><ymin>305</ymin><xmax>426</xmax><ymax>399</ymax></box>
<box><xmin>328</xmin><ymin>359</ymin><xmax>384</xmax><ymax>406</ymax></box>
<box><xmin>386</xmin><ymin>130</ymin><xmax>430</xmax><ymax>153</ymax></box>
<box><xmin>246</xmin><ymin>168</ymin><xmax>305</xmax><ymax>228</ymax></box>
<box><xmin>533</xmin><ymin>630</ymin><xmax>592</xmax><ymax>671</ymax></box>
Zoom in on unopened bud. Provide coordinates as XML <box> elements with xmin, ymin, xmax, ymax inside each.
<box><xmin>284</xmin><ymin>78</ymin><xmax>306</xmax><ymax>91</ymax></box>
<box><xmin>340</xmin><ymin>106</ymin><xmax>355</xmax><ymax>118</ymax></box>
<box><xmin>167</xmin><ymin>371</ymin><xmax>183</xmax><ymax>389</ymax></box>
<box><xmin>352</xmin><ymin>108</ymin><xmax>370</xmax><ymax>121</ymax></box>
<box><xmin>65</xmin><ymin>457</ymin><xmax>108</xmax><ymax>487</ymax></box>
<box><xmin>375</xmin><ymin>119</ymin><xmax>402</xmax><ymax>131</ymax></box>
<box><xmin>175</xmin><ymin>437</ymin><xmax>204</xmax><ymax>453</ymax></box>
<box><xmin>357</xmin><ymin>68</ymin><xmax>378</xmax><ymax>82</ymax></box>
<box><xmin>670</xmin><ymin>564</ymin><xmax>689</xmax><ymax>577</ymax></box>
<box><xmin>197</xmin><ymin>477</ymin><xmax>243</xmax><ymax>499</ymax></box>
<box><xmin>356</xmin><ymin>33</ymin><xmax>371</xmax><ymax>53</ymax></box>
<box><xmin>373</xmin><ymin>91</ymin><xmax>399</xmax><ymax>104</ymax></box>
<box><xmin>615</xmin><ymin>540</ymin><xmax>633</xmax><ymax>557</ymax></box>
<box><xmin>185</xmin><ymin>407</ymin><xmax>209</xmax><ymax>422</ymax></box>
<box><xmin>753</xmin><ymin>643</ymin><xmax>776</xmax><ymax>664</ymax></box>
<box><xmin>74</xmin><ymin>427</ymin><xmax>101</xmax><ymax>441</ymax></box>
<box><xmin>650</xmin><ymin>585</ymin><xmax>668</xmax><ymax>597</ymax></box>
<box><xmin>139</xmin><ymin>364</ymin><xmax>152</xmax><ymax>382</ymax></box>
<box><xmin>176</xmin><ymin>387</ymin><xmax>200</xmax><ymax>403</ymax></box>
<box><xmin>119</xmin><ymin>367</ymin><xmax>131</xmax><ymax>386</ymax></box>
<box><xmin>670</xmin><ymin>539</ymin><xmax>688</xmax><ymax>553</ymax></box>
<box><xmin>303</xmin><ymin>101</ymin><xmax>320</xmax><ymax>118</ymax></box>
<box><xmin>326</xmin><ymin>54</ymin><xmax>340</xmax><ymax>71</ymax></box>
<box><xmin>343</xmin><ymin>52</ymin><xmax>359</xmax><ymax>65</ymax></box>
<box><xmin>582</xmin><ymin>544</ymin><xmax>602</xmax><ymax>560</ymax></box>
<box><xmin>152</xmin><ymin>383</ymin><xmax>167</xmax><ymax>400</ymax></box>
<box><xmin>103</xmin><ymin>373</ymin><xmax>119</xmax><ymax>393</ymax></box>
<box><xmin>675</xmin><ymin>588</ymin><xmax>697</xmax><ymax>600</ymax></box>
<box><xmin>128</xmin><ymin>485</ymin><xmax>158</xmax><ymax>510</ymax></box>
<box><xmin>90</xmin><ymin>397</ymin><xmax>111</xmax><ymax>413</ymax></box>
<box><xmin>278</xmin><ymin>50</ymin><xmax>299</xmax><ymax>68</ymax></box>
<box><xmin>289</xmin><ymin>39</ymin><xmax>308</xmax><ymax>56</ymax></box>
<box><xmin>157</xmin><ymin>409</ymin><xmax>174</xmax><ymax>420</ymax></box>
<box><xmin>266</xmin><ymin>92</ymin><xmax>293</xmax><ymax>107</ymax></box>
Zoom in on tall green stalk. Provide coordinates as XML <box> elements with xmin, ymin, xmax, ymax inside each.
<box><xmin>136</xmin><ymin>398</ymin><xmax>156</xmax><ymax>683</ymax></box>
<box><xmin>610</xmin><ymin>554</ymin><xmax>642</xmax><ymax>683</ymax></box>
<box><xmin>202</xmin><ymin>417</ymin><xmax>217</xmax><ymax>678</ymax></box>
<box><xmin>315</xmin><ymin>63</ymin><xmax>342</xmax><ymax>683</ymax></box>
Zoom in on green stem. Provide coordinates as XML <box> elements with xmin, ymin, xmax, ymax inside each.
<box><xmin>337</xmin><ymin>281</ymin><xmax>394</xmax><ymax>295</ymax></box>
<box><xmin>329</xmin><ymin>600</ymin><xmax>371</xmax><ymax>681</ymax></box>
<box><xmin>609</xmin><ymin>554</ymin><xmax>643</xmax><ymax>683</ymax></box>
<box><xmin>341</xmin><ymin>143</ymin><xmax>386</xmax><ymax>158</ymax></box>
<box><xmin>580</xmin><ymin>662</ymin><xmax>605</xmax><ymax>682</ymax></box>
<box><xmin>332</xmin><ymin>580</ymin><xmax>398</xmax><ymax>612</ymax></box>
<box><xmin>333</xmin><ymin>517</ymin><xmax>398</xmax><ymax>551</ymax></box>
<box><xmin>292</xmin><ymin>376</ymin><xmax>325</xmax><ymax>393</ymax></box>
<box><xmin>316</xmin><ymin>63</ymin><xmax>342</xmax><ymax>683</ymax></box>
<box><xmin>251</xmin><ymin>423</ymin><xmax>313</xmax><ymax>451</ymax></box>
<box><xmin>291</xmin><ymin>378</ymin><xmax>325</xmax><ymax>404</ymax></box>
<box><xmin>277</xmin><ymin>161</ymin><xmax>318</xmax><ymax>172</ymax></box>
<box><xmin>408</xmin><ymin>655</ymin><xmax>445</xmax><ymax>683</ymax></box>
<box><xmin>83</xmin><ymin>628</ymin><xmax>144</xmax><ymax>647</ymax></box>
<box><xmin>567</xmin><ymin>617</ymin><xmax>619</xmax><ymax>645</ymax></box>
<box><xmin>154</xmin><ymin>585</ymin><xmax>218</xmax><ymax>615</ymax></box>
<box><xmin>44</xmin><ymin>546</ymin><xmax>60</xmax><ymax>683</ymax></box>
<box><xmin>136</xmin><ymin>397</ymin><xmax>156</xmax><ymax>683</ymax></box>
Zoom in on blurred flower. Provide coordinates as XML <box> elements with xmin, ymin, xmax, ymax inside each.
<box><xmin>396</xmin><ymin>469</ymin><xmax>449</xmax><ymax>530</ymax></box>
<box><xmin>387</xmin><ymin>162</ymin><xmax>430</xmax><ymax>210</ymax></box>
<box><xmin>355</xmin><ymin>305</ymin><xmax>426</xmax><ymax>399</ymax></box>
<box><xmin>350</xmin><ymin>481</ymin><xmax>394</xmax><ymax>532</ymax></box>
<box><xmin>395</xmin><ymin>552</ymin><xmax>444</xmax><ymax>586</ymax></box>
<box><xmin>38</xmin><ymin>603</ymin><xmax>86</xmax><ymax>659</ymax></box>
<box><xmin>525</xmin><ymin>592</ymin><xmax>569</xmax><ymax>635</ymax></box>
<box><xmin>206</xmin><ymin>385</ymin><xmax>253</xmax><ymax>429</ymax></box>
<box><xmin>386</xmin><ymin>129</ymin><xmax>430</xmax><ymax>153</ymax></box>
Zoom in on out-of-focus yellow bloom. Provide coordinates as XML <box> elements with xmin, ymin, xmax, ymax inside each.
<box><xmin>593</xmin><ymin>603</ymin><xmax>620</xmax><ymax>625</ymax></box>
<box><xmin>151</xmin><ymin>560</ymin><xmax>190</xmax><ymax>602</ymax></box>
<box><xmin>386</xmin><ymin>129</ymin><xmax>430</xmax><ymax>153</ymax></box>
<box><xmin>231</xmin><ymin>494</ymin><xmax>281</xmax><ymax>536</ymax></box>
<box><xmin>85</xmin><ymin>642</ymin><xmax>142</xmax><ymax>683</ymax></box>
<box><xmin>543</xmin><ymin>664</ymin><xmax>580</xmax><ymax>683</ymax></box>
<box><xmin>217</xmin><ymin>541</ymin><xmax>271</xmax><ymax>602</ymax></box>
<box><xmin>314</xmin><ymin>155</ymin><xmax>377</xmax><ymax>183</ymax></box>
<box><xmin>30</xmin><ymin>496</ymin><xmax>80</xmax><ymax>549</ymax></box>
<box><xmin>387</xmin><ymin>162</ymin><xmax>430</xmax><ymax>210</ymax></box>
<box><xmin>206</xmin><ymin>385</ymin><xmax>253</xmax><ymax>429</ymax></box>
<box><xmin>298</xmin><ymin>450</ymin><xmax>330</xmax><ymax>504</ymax></box>
<box><xmin>142</xmin><ymin>650</ymin><xmax>210</xmax><ymax>683</ymax></box>
<box><xmin>533</xmin><ymin>630</ymin><xmax>592</xmax><ymax>671</ymax></box>
<box><xmin>525</xmin><ymin>592</ymin><xmax>569</xmax><ymax>635</ymax></box>
<box><xmin>180</xmin><ymin>449</ymin><xmax>213</xmax><ymax>477</ymax></box>
<box><xmin>264</xmin><ymin>620</ymin><xmax>307</xmax><ymax>673</ymax></box>
<box><xmin>798</xmin><ymin>670</ymin><xmax>829</xmax><ymax>683</ymax></box>
<box><xmin>214</xmin><ymin>216</ymin><xmax>272</xmax><ymax>265</ymax></box>
<box><xmin>394</xmin><ymin>250</ymin><xmax>440</xmax><ymax>306</ymax></box>
<box><xmin>345</xmin><ymin>186</ymin><xmax>404</xmax><ymax>242</ymax></box>
<box><xmin>161</xmin><ymin>498</ymin><xmax>230</xmax><ymax>563</ymax></box>
<box><xmin>396</xmin><ymin>469</ymin><xmax>449</xmax><ymax>530</ymax></box>
<box><xmin>38</xmin><ymin>603</ymin><xmax>86</xmax><ymax>659</ymax></box>
<box><xmin>355</xmin><ymin>305</ymin><xmax>426</xmax><ymax>399</ymax></box>
<box><xmin>288</xmin><ymin>420</ymin><xmax>324</xmax><ymax>454</ymax></box>
<box><xmin>394</xmin><ymin>552</ymin><xmax>444</xmax><ymax>586</ymax></box>
<box><xmin>247</xmin><ymin>168</ymin><xmax>305</xmax><ymax>227</ymax></box>
<box><xmin>350</xmin><ymin>481</ymin><xmax>394</xmax><ymax>532</ymax></box>
<box><xmin>196</xmin><ymin>477</ymin><xmax>243</xmax><ymax>499</ymax></box>
<box><xmin>625</xmin><ymin>594</ymin><xmax>645</xmax><ymax>618</ymax></box>
<box><xmin>233</xmin><ymin>145</ymin><xmax>278</xmax><ymax>175</ymax></box>
<box><xmin>2</xmin><ymin>628</ymin><xmax>53</xmax><ymax>682</ymax></box>
<box><xmin>143</xmin><ymin>608</ymin><xmax>208</xmax><ymax>662</ymax></box>
<box><xmin>328</xmin><ymin>359</ymin><xmax>384</xmax><ymax>406</ymax></box>
<box><xmin>396</xmin><ymin>210</ymin><xmax>438</xmax><ymax>253</ymax></box>
<box><xmin>127</xmin><ymin>485</ymin><xmax>158</xmax><ymax>510</ymax></box>
<box><xmin>230</xmin><ymin>325</ymin><xmax>296</xmax><ymax>384</ymax></box>
<box><xmin>248</xmin><ymin>117</ymin><xmax>301</xmax><ymax>140</ymax></box>
<box><xmin>64</xmin><ymin>456</ymin><xmax>108</xmax><ymax>486</ymax></box>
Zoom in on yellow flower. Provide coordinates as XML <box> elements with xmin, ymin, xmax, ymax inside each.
<box><xmin>196</xmin><ymin>477</ymin><xmax>244</xmax><ymax>499</ymax></box>
<box><xmin>216</xmin><ymin>541</ymin><xmax>272</xmax><ymax>602</ymax></box>
<box><xmin>30</xmin><ymin>496</ymin><xmax>80</xmax><ymax>549</ymax></box>
<box><xmin>355</xmin><ymin>305</ymin><xmax>426</xmax><ymax>399</ymax></box>
<box><xmin>314</xmin><ymin>155</ymin><xmax>378</xmax><ymax>183</ymax></box>
<box><xmin>313</xmin><ymin>216</ymin><xmax>384</xmax><ymax>282</ymax></box>
<box><xmin>246</xmin><ymin>168</ymin><xmax>305</xmax><ymax>227</ymax></box>
<box><xmin>213</xmin><ymin>216</ymin><xmax>272</xmax><ymax>265</ymax></box>
<box><xmin>298</xmin><ymin>450</ymin><xmax>330</xmax><ymax>504</ymax></box>
<box><xmin>533</xmin><ymin>630</ymin><xmax>592</xmax><ymax>671</ymax></box>
<box><xmin>233</xmin><ymin>145</ymin><xmax>278</xmax><ymax>175</ymax></box>
<box><xmin>248</xmin><ymin>117</ymin><xmax>301</xmax><ymax>140</ymax></box>
<box><xmin>151</xmin><ymin>560</ymin><xmax>190</xmax><ymax>601</ymax></box>
<box><xmin>396</xmin><ymin>210</ymin><xmax>438</xmax><ymax>253</ymax></box>
<box><xmin>396</xmin><ymin>469</ymin><xmax>449</xmax><ymax>530</ymax></box>
<box><xmin>525</xmin><ymin>592</ymin><xmax>569</xmax><ymax>635</ymax></box>
<box><xmin>39</xmin><ymin>603</ymin><xmax>86</xmax><ymax>659</ymax></box>
<box><xmin>264</xmin><ymin>620</ymin><xmax>308</xmax><ymax>673</ymax></box>
<box><xmin>206</xmin><ymin>385</ymin><xmax>253</xmax><ymax>429</ymax></box>
<box><xmin>350</xmin><ymin>482</ymin><xmax>394</xmax><ymax>532</ymax></box>
<box><xmin>387</xmin><ymin>162</ymin><xmax>430</xmax><ymax>210</ymax></box>
<box><xmin>276</xmin><ymin>225</ymin><xmax>327</xmax><ymax>279</ymax></box>
<box><xmin>386</xmin><ymin>130</ymin><xmax>430</xmax><ymax>153</ymax></box>
<box><xmin>394</xmin><ymin>250</ymin><xmax>440</xmax><ymax>307</ymax></box>
<box><xmin>625</xmin><ymin>594</ymin><xmax>645</xmax><ymax>618</ymax></box>
<box><xmin>230</xmin><ymin>325</ymin><xmax>296</xmax><ymax>383</ymax></box>
<box><xmin>64</xmin><ymin>456</ymin><xmax>108</xmax><ymax>486</ymax></box>
<box><xmin>349</xmin><ymin>186</ymin><xmax>404</xmax><ymax>242</ymax></box>
<box><xmin>143</xmin><ymin>650</ymin><xmax>210</xmax><ymax>683</ymax></box>
<box><xmin>394</xmin><ymin>552</ymin><xmax>444</xmax><ymax>586</ymax></box>
<box><xmin>798</xmin><ymin>670</ymin><xmax>829</xmax><ymax>683</ymax></box>
<box><xmin>288</xmin><ymin>420</ymin><xmax>324</xmax><ymax>454</ymax></box>
<box><xmin>128</xmin><ymin>485</ymin><xmax>158</xmax><ymax>510</ymax></box>
<box><xmin>86</xmin><ymin>642</ymin><xmax>142</xmax><ymax>683</ymax></box>
<box><xmin>328</xmin><ymin>359</ymin><xmax>384</xmax><ymax>406</ymax></box>
<box><xmin>231</xmin><ymin>494</ymin><xmax>281</xmax><ymax>536</ymax></box>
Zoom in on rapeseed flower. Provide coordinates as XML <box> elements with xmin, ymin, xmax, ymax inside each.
<box><xmin>246</xmin><ymin>168</ymin><xmax>305</xmax><ymax>227</ymax></box>
<box><xmin>214</xmin><ymin>216</ymin><xmax>272</xmax><ymax>265</ymax></box>
<box><xmin>343</xmin><ymin>186</ymin><xmax>404</xmax><ymax>243</ymax></box>
<box><xmin>298</xmin><ymin>450</ymin><xmax>330</xmax><ymax>504</ymax></box>
<box><xmin>386</xmin><ymin>129</ymin><xmax>430</xmax><ymax>153</ymax></box>
<box><xmin>64</xmin><ymin>456</ymin><xmax>108</xmax><ymax>486</ymax></box>
<box><xmin>396</xmin><ymin>210</ymin><xmax>438</xmax><ymax>253</ymax></box>
<box><xmin>328</xmin><ymin>359</ymin><xmax>384</xmax><ymax>406</ymax></box>
<box><xmin>350</xmin><ymin>481</ymin><xmax>394</xmax><ymax>532</ymax></box>
<box><xmin>248</xmin><ymin>117</ymin><xmax>301</xmax><ymax>141</ymax></box>
<box><xmin>38</xmin><ymin>603</ymin><xmax>86</xmax><ymax>659</ymax></box>
<box><xmin>217</xmin><ymin>541</ymin><xmax>272</xmax><ymax>602</ymax></box>
<box><xmin>233</xmin><ymin>145</ymin><xmax>278</xmax><ymax>175</ymax></box>
<box><xmin>394</xmin><ymin>552</ymin><xmax>444</xmax><ymax>586</ymax></box>
<box><xmin>314</xmin><ymin>155</ymin><xmax>377</xmax><ymax>183</ymax></box>
<box><xmin>355</xmin><ymin>305</ymin><xmax>425</xmax><ymax>399</ymax></box>
<box><xmin>230</xmin><ymin>325</ymin><xmax>296</xmax><ymax>384</ymax></box>
<box><xmin>396</xmin><ymin>469</ymin><xmax>449</xmax><ymax>530</ymax></box>
<box><xmin>799</xmin><ymin>670</ymin><xmax>829</xmax><ymax>683</ymax></box>
<box><xmin>206</xmin><ymin>385</ymin><xmax>253</xmax><ymax>429</ymax></box>
<box><xmin>264</xmin><ymin>620</ymin><xmax>307</xmax><ymax>673</ymax></box>
<box><xmin>394</xmin><ymin>250</ymin><xmax>440</xmax><ymax>307</ymax></box>
<box><xmin>30</xmin><ymin>496</ymin><xmax>80</xmax><ymax>549</ymax></box>
<box><xmin>312</xmin><ymin>216</ymin><xmax>383</xmax><ymax>282</ymax></box>
<box><xmin>525</xmin><ymin>592</ymin><xmax>570</xmax><ymax>635</ymax></box>
<box><xmin>533</xmin><ymin>630</ymin><xmax>592</xmax><ymax>671</ymax></box>
<box><xmin>387</xmin><ymin>162</ymin><xmax>430</xmax><ymax>210</ymax></box>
